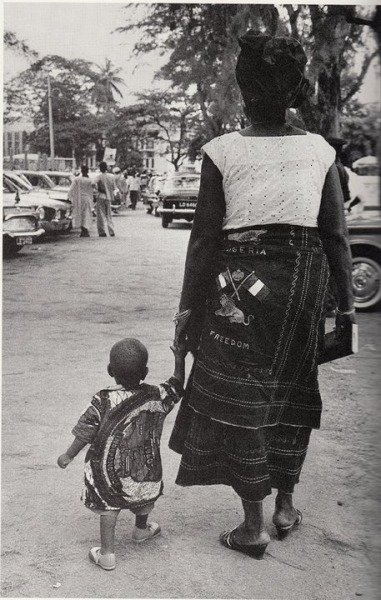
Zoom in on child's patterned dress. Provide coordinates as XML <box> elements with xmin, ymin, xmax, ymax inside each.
<box><xmin>72</xmin><ymin>377</ymin><xmax>183</xmax><ymax>512</ymax></box>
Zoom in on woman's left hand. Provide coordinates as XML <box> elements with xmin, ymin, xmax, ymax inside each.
<box><xmin>335</xmin><ymin>311</ymin><xmax>356</xmax><ymax>336</ymax></box>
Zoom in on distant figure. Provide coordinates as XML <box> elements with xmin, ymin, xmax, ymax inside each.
<box><xmin>113</xmin><ymin>167</ymin><xmax>128</xmax><ymax>207</ymax></box>
<box><xmin>140</xmin><ymin>170</ymin><xmax>149</xmax><ymax>191</ymax></box>
<box><xmin>94</xmin><ymin>162</ymin><xmax>117</xmax><ymax>237</ymax></box>
<box><xmin>129</xmin><ymin>172</ymin><xmax>141</xmax><ymax>210</ymax></box>
<box><xmin>345</xmin><ymin>168</ymin><xmax>366</xmax><ymax>220</ymax></box>
<box><xmin>68</xmin><ymin>165</ymin><xmax>94</xmax><ymax>237</ymax></box>
<box><xmin>57</xmin><ymin>337</ymin><xmax>185</xmax><ymax>571</ymax></box>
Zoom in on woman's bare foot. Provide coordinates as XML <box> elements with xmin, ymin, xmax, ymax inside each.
<box><xmin>232</xmin><ymin>523</ymin><xmax>270</xmax><ymax>546</ymax></box>
<box><xmin>273</xmin><ymin>491</ymin><xmax>299</xmax><ymax>528</ymax></box>
<box><xmin>232</xmin><ymin>499</ymin><xmax>270</xmax><ymax>546</ymax></box>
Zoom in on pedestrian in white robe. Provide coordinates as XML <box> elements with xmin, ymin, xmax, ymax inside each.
<box><xmin>68</xmin><ymin>165</ymin><xmax>94</xmax><ymax>237</ymax></box>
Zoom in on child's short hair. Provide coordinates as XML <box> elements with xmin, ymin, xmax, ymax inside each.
<box><xmin>109</xmin><ymin>338</ymin><xmax>148</xmax><ymax>382</ymax></box>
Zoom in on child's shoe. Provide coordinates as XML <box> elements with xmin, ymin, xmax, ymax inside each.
<box><xmin>88</xmin><ymin>547</ymin><xmax>116</xmax><ymax>570</ymax></box>
<box><xmin>132</xmin><ymin>522</ymin><xmax>161</xmax><ymax>543</ymax></box>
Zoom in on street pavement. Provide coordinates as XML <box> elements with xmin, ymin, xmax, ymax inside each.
<box><xmin>2</xmin><ymin>206</ymin><xmax>380</xmax><ymax>599</ymax></box>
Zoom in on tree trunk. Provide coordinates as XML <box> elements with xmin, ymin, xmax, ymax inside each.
<box><xmin>300</xmin><ymin>6</ymin><xmax>352</xmax><ymax>138</ymax></box>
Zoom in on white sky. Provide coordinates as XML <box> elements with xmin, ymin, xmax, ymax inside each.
<box><xmin>3</xmin><ymin>2</ymin><xmax>169</xmax><ymax>103</ymax></box>
<box><xmin>3</xmin><ymin>1</ymin><xmax>381</xmax><ymax>106</ymax></box>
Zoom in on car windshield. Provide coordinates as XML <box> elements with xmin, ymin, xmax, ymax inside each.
<box><xmin>23</xmin><ymin>173</ymin><xmax>54</xmax><ymax>188</ymax></box>
<box><xmin>49</xmin><ymin>175</ymin><xmax>72</xmax><ymax>187</ymax></box>
<box><xmin>4</xmin><ymin>173</ymin><xmax>31</xmax><ymax>192</ymax></box>
<box><xmin>163</xmin><ymin>176</ymin><xmax>200</xmax><ymax>193</ymax></box>
<box><xmin>3</xmin><ymin>175</ymin><xmax>28</xmax><ymax>194</ymax></box>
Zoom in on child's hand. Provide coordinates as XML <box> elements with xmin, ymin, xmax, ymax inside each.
<box><xmin>57</xmin><ymin>453</ymin><xmax>73</xmax><ymax>469</ymax></box>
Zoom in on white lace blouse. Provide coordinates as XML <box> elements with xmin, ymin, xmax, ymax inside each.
<box><xmin>202</xmin><ymin>131</ymin><xmax>336</xmax><ymax>230</ymax></box>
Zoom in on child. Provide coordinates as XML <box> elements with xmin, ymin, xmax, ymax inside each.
<box><xmin>57</xmin><ymin>338</ymin><xmax>185</xmax><ymax>571</ymax></box>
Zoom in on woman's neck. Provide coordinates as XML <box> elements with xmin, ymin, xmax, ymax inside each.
<box><xmin>240</xmin><ymin>122</ymin><xmax>307</xmax><ymax>137</ymax></box>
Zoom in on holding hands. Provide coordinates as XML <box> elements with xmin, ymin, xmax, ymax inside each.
<box><xmin>57</xmin><ymin>453</ymin><xmax>73</xmax><ymax>469</ymax></box>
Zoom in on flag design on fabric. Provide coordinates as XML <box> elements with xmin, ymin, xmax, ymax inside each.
<box><xmin>216</xmin><ymin>271</ymin><xmax>230</xmax><ymax>294</ymax></box>
<box><xmin>241</xmin><ymin>272</ymin><xmax>270</xmax><ymax>302</ymax></box>
<box><xmin>216</xmin><ymin>269</ymin><xmax>270</xmax><ymax>303</ymax></box>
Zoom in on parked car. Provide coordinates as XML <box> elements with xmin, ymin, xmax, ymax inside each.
<box><xmin>348</xmin><ymin>215</ymin><xmax>381</xmax><ymax>310</ymax></box>
<box><xmin>157</xmin><ymin>172</ymin><xmax>201</xmax><ymax>228</ymax></box>
<box><xmin>15</xmin><ymin>170</ymin><xmax>55</xmax><ymax>191</ymax></box>
<box><xmin>41</xmin><ymin>171</ymin><xmax>75</xmax><ymax>188</ymax></box>
<box><xmin>41</xmin><ymin>171</ymin><xmax>75</xmax><ymax>202</ymax></box>
<box><xmin>351</xmin><ymin>156</ymin><xmax>380</xmax><ymax>212</ymax></box>
<box><xmin>3</xmin><ymin>172</ymin><xmax>72</xmax><ymax>234</ymax></box>
<box><xmin>3</xmin><ymin>196</ymin><xmax>44</xmax><ymax>257</ymax></box>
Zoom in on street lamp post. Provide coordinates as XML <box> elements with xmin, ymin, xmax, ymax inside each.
<box><xmin>47</xmin><ymin>75</ymin><xmax>55</xmax><ymax>163</ymax></box>
<box><xmin>24</xmin><ymin>142</ymin><xmax>30</xmax><ymax>169</ymax></box>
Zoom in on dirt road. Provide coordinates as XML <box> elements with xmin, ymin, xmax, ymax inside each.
<box><xmin>2</xmin><ymin>207</ymin><xmax>380</xmax><ymax>599</ymax></box>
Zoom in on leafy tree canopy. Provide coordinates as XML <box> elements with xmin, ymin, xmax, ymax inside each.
<box><xmin>4</xmin><ymin>30</ymin><xmax>38</xmax><ymax>60</ymax></box>
<box><xmin>118</xmin><ymin>4</ymin><xmax>379</xmax><ymax>139</ymax></box>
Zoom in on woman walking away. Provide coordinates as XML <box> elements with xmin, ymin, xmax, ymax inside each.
<box><xmin>68</xmin><ymin>165</ymin><xmax>94</xmax><ymax>237</ymax></box>
<box><xmin>169</xmin><ymin>32</ymin><xmax>355</xmax><ymax>559</ymax></box>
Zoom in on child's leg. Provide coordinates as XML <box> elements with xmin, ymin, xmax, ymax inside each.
<box><xmin>100</xmin><ymin>510</ymin><xmax>120</xmax><ymax>554</ymax></box>
<box><xmin>131</xmin><ymin>503</ymin><xmax>161</xmax><ymax>542</ymax></box>
<box><xmin>135</xmin><ymin>513</ymin><xmax>149</xmax><ymax>529</ymax></box>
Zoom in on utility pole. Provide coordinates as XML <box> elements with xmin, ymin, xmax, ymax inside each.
<box><xmin>47</xmin><ymin>75</ymin><xmax>55</xmax><ymax>163</ymax></box>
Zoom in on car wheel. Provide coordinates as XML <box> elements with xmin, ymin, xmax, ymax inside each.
<box><xmin>3</xmin><ymin>237</ymin><xmax>22</xmax><ymax>258</ymax></box>
<box><xmin>352</xmin><ymin>255</ymin><xmax>381</xmax><ymax>310</ymax></box>
<box><xmin>162</xmin><ymin>215</ymin><xmax>172</xmax><ymax>228</ymax></box>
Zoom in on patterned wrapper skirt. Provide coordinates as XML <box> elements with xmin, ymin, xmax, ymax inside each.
<box><xmin>169</xmin><ymin>224</ymin><xmax>329</xmax><ymax>501</ymax></box>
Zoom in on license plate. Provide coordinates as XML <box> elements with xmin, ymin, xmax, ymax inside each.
<box><xmin>16</xmin><ymin>236</ymin><xmax>33</xmax><ymax>246</ymax></box>
<box><xmin>178</xmin><ymin>201</ymin><xmax>196</xmax><ymax>208</ymax></box>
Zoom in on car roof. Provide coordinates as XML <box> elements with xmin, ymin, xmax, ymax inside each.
<box><xmin>15</xmin><ymin>170</ymin><xmax>50</xmax><ymax>176</ymax></box>
<box><xmin>41</xmin><ymin>171</ymin><xmax>74</xmax><ymax>177</ymax></box>
<box><xmin>167</xmin><ymin>172</ymin><xmax>200</xmax><ymax>178</ymax></box>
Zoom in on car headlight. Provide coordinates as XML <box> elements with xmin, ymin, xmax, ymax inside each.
<box><xmin>36</xmin><ymin>206</ymin><xmax>45</xmax><ymax>220</ymax></box>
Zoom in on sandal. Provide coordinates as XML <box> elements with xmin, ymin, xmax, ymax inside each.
<box><xmin>88</xmin><ymin>547</ymin><xmax>115</xmax><ymax>570</ymax></box>
<box><xmin>219</xmin><ymin>528</ymin><xmax>268</xmax><ymax>559</ymax></box>
<box><xmin>275</xmin><ymin>509</ymin><xmax>302</xmax><ymax>540</ymax></box>
<box><xmin>132</xmin><ymin>522</ymin><xmax>161</xmax><ymax>543</ymax></box>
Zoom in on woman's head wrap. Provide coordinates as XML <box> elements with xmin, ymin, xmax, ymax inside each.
<box><xmin>236</xmin><ymin>31</ymin><xmax>311</xmax><ymax>110</ymax></box>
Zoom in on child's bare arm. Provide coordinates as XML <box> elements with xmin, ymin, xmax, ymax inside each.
<box><xmin>57</xmin><ymin>437</ymin><xmax>87</xmax><ymax>469</ymax></box>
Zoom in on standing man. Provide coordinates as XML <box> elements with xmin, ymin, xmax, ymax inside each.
<box><xmin>129</xmin><ymin>172</ymin><xmax>141</xmax><ymax>210</ymax></box>
<box><xmin>94</xmin><ymin>162</ymin><xmax>116</xmax><ymax>237</ymax></box>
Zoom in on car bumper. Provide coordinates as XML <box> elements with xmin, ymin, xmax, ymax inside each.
<box><xmin>158</xmin><ymin>207</ymin><xmax>196</xmax><ymax>215</ymax></box>
<box><xmin>3</xmin><ymin>228</ymin><xmax>45</xmax><ymax>244</ymax></box>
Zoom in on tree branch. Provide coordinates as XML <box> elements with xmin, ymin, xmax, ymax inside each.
<box><xmin>285</xmin><ymin>5</ymin><xmax>302</xmax><ymax>39</ymax></box>
<box><xmin>340</xmin><ymin>50</ymin><xmax>378</xmax><ymax>108</ymax></box>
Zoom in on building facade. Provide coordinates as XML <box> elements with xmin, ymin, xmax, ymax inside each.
<box><xmin>3</xmin><ymin>120</ymin><xmax>34</xmax><ymax>158</ymax></box>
